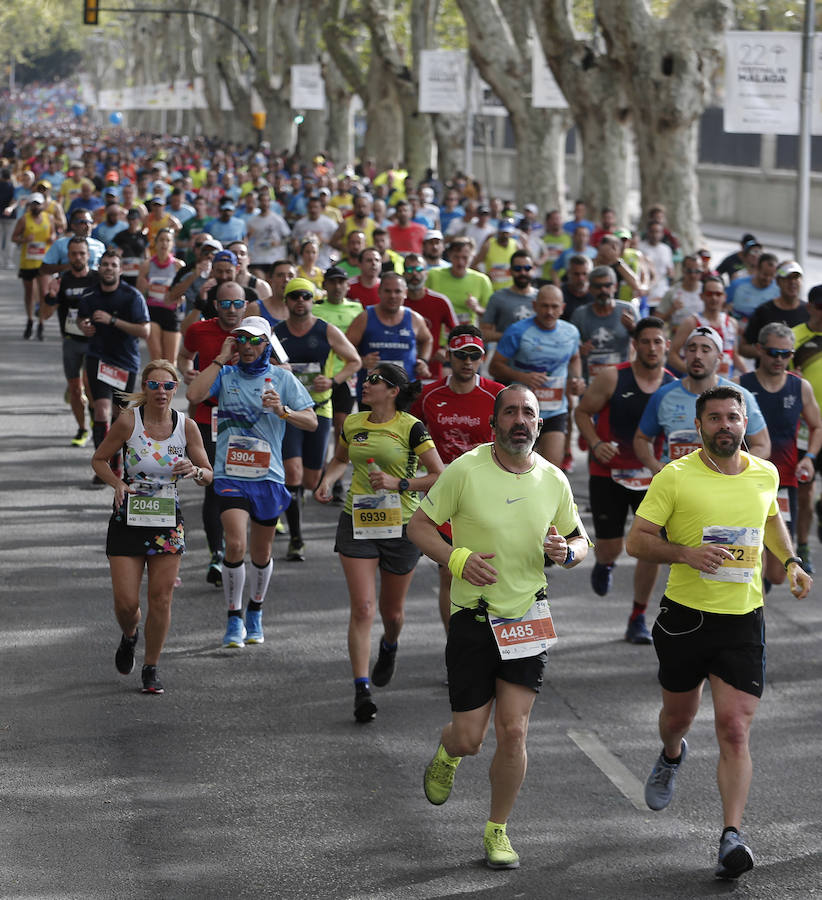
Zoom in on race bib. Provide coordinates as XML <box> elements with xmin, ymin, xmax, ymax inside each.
<box><xmin>27</xmin><ymin>241</ymin><xmax>46</xmax><ymax>258</ymax></box>
<box><xmin>797</xmin><ymin>419</ymin><xmax>809</xmax><ymax>451</ymax></box>
<box><xmin>126</xmin><ymin>483</ymin><xmax>177</xmax><ymax>527</ymax></box>
<box><xmin>211</xmin><ymin>405</ymin><xmax>218</xmax><ymax>442</ymax></box>
<box><xmin>225</xmin><ymin>434</ymin><xmax>271</xmax><ymax>478</ymax></box>
<box><xmin>700</xmin><ymin>525</ymin><xmax>760</xmax><ymax>584</ymax></box>
<box><xmin>64</xmin><ymin>307</ymin><xmax>85</xmax><ymax>337</ymax></box>
<box><xmin>534</xmin><ymin>375</ymin><xmax>565</xmax><ymax>414</ymax></box>
<box><xmin>352</xmin><ymin>492</ymin><xmax>403</xmax><ymax>539</ymax></box>
<box><xmin>668</xmin><ymin>428</ymin><xmax>701</xmax><ymax>460</ymax></box>
<box><xmin>121</xmin><ymin>257</ymin><xmax>141</xmax><ymax>276</ymax></box>
<box><xmin>777</xmin><ymin>487</ymin><xmax>791</xmax><ymax>523</ymax></box>
<box><xmin>147</xmin><ymin>282</ymin><xmax>175</xmax><ymax>309</ymax></box>
<box><xmin>490</xmin><ymin>597</ymin><xmax>557</xmax><ymax>660</ymax></box>
<box><xmin>588</xmin><ymin>353</ymin><xmax>621</xmax><ymax>378</ymax></box>
<box><xmin>611</xmin><ymin>467</ymin><xmax>653</xmax><ymax>490</ymax></box>
<box><xmin>290</xmin><ymin>362</ymin><xmax>321</xmax><ymax>389</ymax></box>
<box><xmin>489</xmin><ymin>265</ymin><xmax>510</xmax><ymax>283</ymax></box>
<box><xmin>97</xmin><ymin>359</ymin><xmax>129</xmax><ymax>390</ymax></box>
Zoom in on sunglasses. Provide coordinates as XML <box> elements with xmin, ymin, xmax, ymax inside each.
<box><xmin>145</xmin><ymin>380</ymin><xmax>177</xmax><ymax>390</ymax></box>
<box><xmin>218</xmin><ymin>299</ymin><xmax>246</xmax><ymax>309</ymax></box>
<box><xmin>764</xmin><ymin>347</ymin><xmax>793</xmax><ymax>358</ymax></box>
<box><xmin>404</xmin><ymin>265</ymin><xmax>425</xmax><ymax>273</ymax></box>
<box><xmin>452</xmin><ymin>349</ymin><xmax>482</xmax><ymax>361</ymax></box>
<box><xmin>511</xmin><ymin>265</ymin><xmax>533</xmax><ymax>272</ymax></box>
<box><xmin>286</xmin><ymin>291</ymin><xmax>314</xmax><ymax>301</ymax></box>
<box><xmin>235</xmin><ymin>334</ymin><xmax>265</xmax><ymax>345</ymax></box>
<box><xmin>365</xmin><ymin>372</ymin><xmax>396</xmax><ymax>387</ymax></box>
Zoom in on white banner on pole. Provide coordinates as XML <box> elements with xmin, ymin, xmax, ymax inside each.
<box><xmin>814</xmin><ymin>38</ymin><xmax>822</xmax><ymax>134</ymax></box>
<box><xmin>290</xmin><ymin>64</ymin><xmax>326</xmax><ymax>111</ymax></box>
<box><xmin>723</xmin><ymin>31</ymin><xmax>804</xmax><ymax>134</ymax></box>
<box><xmin>418</xmin><ymin>50</ymin><xmax>467</xmax><ymax>113</ymax></box>
<box><xmin>531</xmin><ymin>38</ymin><xmax>568</xmax><ymax>109</ymax></box>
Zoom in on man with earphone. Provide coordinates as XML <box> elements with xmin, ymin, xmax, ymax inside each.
<box><xmin>627</xmin><ymin>384</ymin><xmax>811</xmax><ymax>881</ymax></box>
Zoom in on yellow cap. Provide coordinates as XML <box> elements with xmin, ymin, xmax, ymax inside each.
<box><xmin>284</xmin><ymin>278</ymin><xmax>316</xmax><ymax>298</ymax></box>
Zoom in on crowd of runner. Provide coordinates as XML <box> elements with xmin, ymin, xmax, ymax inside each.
<box><xmin>0</xmin><ymin>125</ymin><xmax>818</xmax><ymax>879</ymax></box>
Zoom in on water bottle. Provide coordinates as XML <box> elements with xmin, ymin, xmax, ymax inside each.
<box><xmin>367</xmin><ymin>458</ymin><xmax>385</xmax><ymax>495</ymax></box>
<box><xmin>261</xmin><ymin>376</ymin><xmax>273</xmax><ymax>414</ymax></box>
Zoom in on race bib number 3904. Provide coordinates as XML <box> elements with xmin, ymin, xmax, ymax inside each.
<box><xmin>225</xmin><ymin>435</ymin><xmax>271</xmax><ymax>478</ymax></box>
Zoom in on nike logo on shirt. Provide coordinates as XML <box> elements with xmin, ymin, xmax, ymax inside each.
<box><xmin>506</xmin><ymin>497</ymin><xmax>525</xmax><ymax>504</ymax></box>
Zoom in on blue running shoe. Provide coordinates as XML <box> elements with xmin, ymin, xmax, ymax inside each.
<box><xmin>245</xmin><ymin>608</ymin><xmax>264</xmax><ymax>644</ymax></box>
<box><xmin>645</xmin><ymin>739</ymin><xmax>687</xmax><ymax>810</ymax></box>
<box><xmin>223</xmin><ymin>615</ymin><xmax>246</xmax><ymax>648</ymax></box>
<box><xmin>591</xmin><ymin>562</ymin><xmax>615</xmax><ymax>596</ymax></box>
<box><xmin>625</xmin><ymin>614</ymin><xmax>653</xmax><ymax>644</ymax></box>
<box><xmin>715</xmin><ymin>830</ymin><xmax>754</xmax><ymax>879</ymax></box>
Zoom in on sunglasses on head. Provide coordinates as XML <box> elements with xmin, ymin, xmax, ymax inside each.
<box><xmin>286</xmin><ymin>291</ymin><xmax>314</xmax><ymax>301</ymax></box>
<box><xmin>764</xmin><ymin>347</ymin><xmax>793</xmax><ymax>358</ymax></box>
<box><xmin>235</xmin><ymin>334</ymin><xmax>265</xmax><ymax>345</ymax></box>
<box><xmin>452</xmin><ymin>349</ymin><xmax>482</xmax><ymax>361</ymax></box>
<box><xmin>365</xmin><ymin>372</ymin><xmax>396</xmax><ymax>387</ymax></box>
<box><xmin>511</xmin><ymin>265</ymin><xmax>533</xmax><ymax>272</ymax></box>
<box><xmin>404</xmin><ymin>265</ymin><xmax>425</xmax><ymax>273</ymax></box>
<box><xmin>218</xmin><ymin>299</ymin><xmax>246</xmax><ymax>309</ymax></box>
<box><xmin>145</xmin><ymin>380</ymin><xmax>177</xmax><ymax>390</ymax></box>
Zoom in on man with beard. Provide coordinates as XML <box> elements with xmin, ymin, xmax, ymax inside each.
<box><xmin>408</xmin><ymin>383</ymin><xmax>588</xmax><ymax>871</ymax></box>
<box><xmin>179</xmin><ymin>281</ymin><xmax>249</xmax><ymax>587</ymax></box>
<box><xmin>633</xmin><ymin>326</ymin><xmax>770</xmax><ymax>470</ymax></box>
<box><xmin>274</xmin><ymin>278</ymin><xmax>361</xmax><ymax>562</ymax></box>
<box><xmin>627</xmin><ymin>385</ymin><xmax>811</xmax><ymax>881</ymax></box>
<box><xmin>331</xmin><ymin>192</ymin><xmax>376</xmax><ymax>250</ymax></box>
<box><xmin>111</xmin><ymin>209</ymin><xmax>151</xmax><ymax>287</ymax></box>
<box><xmin>481</xmin><ymin>249</ymin><xmax>538</xmax><ymax>345</ymax></box>
<box><xmin>402</xmin><ymin>252</ymin><xmax>458</xmax><ymax>381</ymax></box>
<box><xmin>411</xmin><ymin>325</ymin><xmax>504</xmax><ymax>630</ymax></box>
<box><xmin>574</xmin><ymin>317</ymin><xmax>674</xmax><ymax>638</ymax></box>
<box><xmin>78</xmin><ymin>251</ymin><xmax>150</xmax><ymax>483</ymax></box>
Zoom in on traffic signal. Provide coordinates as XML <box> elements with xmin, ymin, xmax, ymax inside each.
<box><xmin>293</xmin><ymin>114</ymin><xmax>304</xmax><ymax>125</ymax></box>
<box><xmin>83</xmin><ymin>0</ymin><xmax>99</xmax><ymax>25</ymax></box>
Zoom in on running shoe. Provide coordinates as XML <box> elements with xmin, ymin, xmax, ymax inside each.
<box><xmin>483</xmin><ymin>823</ymin><xmax>520</xmax><ymax>870</ymax></box>
<box><xmin>141</xmin><ymin>665</ymin><xmax>164</xmax><ymax>694</ymax></box>
<box><xmin>275</xmin><ymin>518</ymin><xmax>285</xmax><ymax>534</ymax></box>
<box><xmin>370</xmin><ymin>639</ymin><xmax>397</xmax><ymax>687</ymax></box>
<box><xmin>625</xmin><ymin>614</ymin><xmax>652</xmax><ymax>644</ymax></box>
<box><xmin>354</xmin><ymin>684</ymin><xmax>377</xmax><ymax>723</ymax></box>
<box><xmin>71</xmin><ymin>427</ymin><xmax>90</xmax><ymax>447</ymax></box>
<box><xmin>36</xmin><ymin>321</ymin><xmax>44</xmax><ymax>341</ymax></box>
<box><xmin>245</xmin><ymin>608</ymin><xmax>264</xmax><ymax>644</ymax></box>
<box><xmin>591</xmin><ymin>562</ymin><xmax>615</xmax><ymax>596</ymax></box>
<box><xmin>423</xmin><ymin>744</ymin><xmax>461</xmax><ymax>805</ymax></box>
<box><xmin>206</xmin><ymin>551</ymin><xmax>223</xmax><ymax>587</ymax></box>
<box><xmin>23</xmin><ymin>320</ymin><xmax>33</xmax><ymax>339</ymax></box>
<box><xmin>286</xmin><ymin>538</ymin><xmax>305</xmax><ymax>561</ymax></box>
<box><xmin>797</xmin><ymin>543</ymin><xmax>814</xmax><ymax>575</ymax></box>
<box><xmin>115</xmin><ymin>629</ymin><xmax>139</xmax><ymax>675</ymax></box>
<box><xmin>223</xmin><ymin>615</ymin><xmax>246</xmax><ymax>648</ymax></box>
<box><xmin>645</xmin><ymin>739</ymin><xmax>688</xmax><ymax>810</ymax></box>
<box><xmin>715</xmin><ymin>830</ymin><xmax>754</xmax><ymax>880</ymax></box>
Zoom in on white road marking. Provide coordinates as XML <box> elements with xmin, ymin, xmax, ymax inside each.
<box><xmin>567</xmin><ymin>728</ymin><xmax>647</xmax><ymax>811</ymax></box>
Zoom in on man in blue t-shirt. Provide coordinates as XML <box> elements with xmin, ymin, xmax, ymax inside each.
<box><xmin>489</xmin><ymin>284</ymin><xmax>583</xmax><ymax>466</ymax></box>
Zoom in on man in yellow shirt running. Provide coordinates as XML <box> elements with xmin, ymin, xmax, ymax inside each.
<box><xmin>627</xmin><ymin>385</ymin><xmax>811</xmax><ymax>881</ymax></box>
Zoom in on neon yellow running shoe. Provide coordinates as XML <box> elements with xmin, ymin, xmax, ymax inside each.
<box><xmin>483</xmin><ymin>823</ymin><xmax>520</xmax><ymax>870</ymax></box>
<box><xmin>423</xmin><ymin>743</ymin><xmax>461</xmax><ymax>805</ymax></box>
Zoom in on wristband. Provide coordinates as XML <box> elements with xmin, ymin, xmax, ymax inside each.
<box><xmin>447</xmin><ymin>547</ymin><xmax>473</xmax><ymax>580</ymax></box>
<box><xmin>592</xmin><ymin>441</ymin><xmax>604</xmax><ymax>453</ymax></box>
<box><xmin>784</xmin><ymin>556</ymin><xmax>803</xmax><ymax>571</ymax></box>
<box><xmin>805</xmin><ymin>452</ymin><xmax>816</xmax><ymax>460</ymax></box>
<box><xmin>110</xmin><ymin>313</ymin><xmax>118</xmax><ymax>326</ymax></box>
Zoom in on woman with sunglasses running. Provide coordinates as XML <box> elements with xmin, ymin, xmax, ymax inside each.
<box><xmin>92</xmin><ymin>359</ymin><xmax>213</xmax><ymax>694</ymax></box>
<box><xmin>137</xmin><ymin>227</ymin><xmax>185</xmax><ymax>362</ymax></box>
<box><xmin>187</xmin><ymin>316</ymin><xmax>318</xmax><ymax>649</ymax></box>
<box><xmin>316</xmin><ymin>363</ymin><xmax>444</xmax><ymax>722</ymax></box>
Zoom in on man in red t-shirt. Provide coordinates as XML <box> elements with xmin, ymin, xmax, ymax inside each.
<box><xmin>411</xmin><ymin>325</ymin><xmax>504</xmax><ymax>629</ymax></box>
<box><xmin>388</xmin><ymin>199</ymin><xmax>427</xmax><ymax>255</ymax></box>
<box><xmin>346</xmin><ymin>246</ymin><xmax>382</xmax><ymax>307</ymax></box>
<box><xmin>403</xmin><ymin>252</ymin><xmax>458</xmax><ymax>381</ymax></box>
<box><xmin>179</xmin><ymin>280</ymin><xmax>246</xmax><ymax>587</ymax></box>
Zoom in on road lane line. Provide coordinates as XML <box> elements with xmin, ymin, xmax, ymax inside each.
<box><xmin>567</xmin><ymin>729</ymin><xmax>647</xmax><ymax>811</ymax></box>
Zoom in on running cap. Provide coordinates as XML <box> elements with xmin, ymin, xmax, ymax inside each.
<box><xmin>212</xmin><ymin>250</ymin><xmax>238</xmax><ymax>266</ymax></box>
<box><xmin>36</xmin><ymin>179</ymin><xmax>51</xmax><ymax>189</ymax></box>
<box><xmin>613</xmin><ymin>227</ymin><xmax>632</xmax><ymax>239</ymax></box>
<box><xmin>284</xmin><ymin>277</ymin><xmax>316</xmax><ymax>297</ymax></box>
<box><xmin>220</xmin><ymin>199</ymin><xmax>236</xmax><ymax>210</ymax></box>
<box><xmin>199</xmin><ymin>238</ymin><xmax>223</xmax><ymax>252</ymax></box>
<box><xmin>233</xmin><ymin>315</ymin><xmax>272</xmax><ymax>341</ymax></box>
<box><xmin>424</xmin><ymin>229</ymin><xmax>443</xmax><ymax>241</ymax></box>
<box><xmin>523</xmin><ymin>203</ymin><xmax>538</xmax><ymax>214</ymax></box>
<box><xmin>777</xmin><ymin>261</ymin><xmax>803</xmax><ymax>278</ymax></box>
<box><xmin>449</xmin><ymin>333</ymin><xmax>485</xmax><ymax>353</ymax></box>
<box><xmin>742</xmin><ymin>239</ymin><xmax>761</xmax><ymax>252</ymax></box>
<box><xmin>149</xmin><ymin>196</ymin><xmax>165</xmax><ymax>205</ymax></box>
<box><xmin>323</xmin><ymin>265</ymin><xmax>348</xmax><ymax>280</ymax></box>
<box><xmin>30</xmin><ymin>192</ymin><xmax>45</xmax><ymax>204</ymax></box>
<box><xmin>499</xmin><ymin>222</ymin><xmax>516</xmax><ymax>234</ymax></box>
<box><xmin>685</xmin><ymin>325</ymin><xmax>723</xmax><ymax>355</ymax></box>
<box><xmin>477</xmin><ymin>205</ymin><xmax>490</xmax><ymax>215</ymax></box>
<box><xmin>105</xmin><ymin>170</ymin><xmax>120</xmax><ymax>182</ymax></box>
<box><xmin>740</xmin><ymin>232</ymin><xmax>757</xmax><ymax>244</ymax></box>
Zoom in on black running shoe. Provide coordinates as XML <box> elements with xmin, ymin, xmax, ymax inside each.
<box><xmin>371</xmin><ymin>638</ymin><xmax>397</xmax><ymax>687</ymax></box>
<box><xmin>36</xmin><ymin>321</ymin><xmax>44</xmax><ymax>341</ymax></box>
<box><xmin>23</xmin><ymin>320</ymin><xmax>33</xmax><ymax>339</ymax></box>
<box><xmin>141</xmin><ymin>665</ymin><xmax>164</xmax><ymax>694</ymax></box>
<box><xmin>115</xmin><ymin>629</ymin><xmax>139</xmax><ymax>674</ymax></box>
<box><xmin>354</xmin><ymin>685</ymin><xmax>377</xmax><ymax>722</ymax></box>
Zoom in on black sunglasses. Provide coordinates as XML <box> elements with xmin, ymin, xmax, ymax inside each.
<box><xmin>764</xmin><ymin>347</ymin><xmax>793</xmax><ymax>359</ymax></box>
<box><xmin>511</xmin><ymin>265</ymin><xmax>532</xmax><ymax>272</ymax></box>
<box><xmin>365</xmin><ymin>372</ymin><xmax>396</xmax><ymax>387</ymax></box>
<box><xmin>286</xmin><ymin>291</ymin><xmax>314</xmax><ymax>301</ymax></box>
<box><xmin>452</xmin><ymin>349</ymin><xmax>482</xmax><ymax>361</ymax></box>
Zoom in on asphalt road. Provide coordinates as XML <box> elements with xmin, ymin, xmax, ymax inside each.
<box><xmin>1</xmin><ymin>250</ymin><xmax>820</xmax><ymax>899</ymax></box>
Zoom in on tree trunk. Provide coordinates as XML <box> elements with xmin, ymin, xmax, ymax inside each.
<box><xmin>510</xmin><ymin>110</ymin><xmax>568</xmax><ymax>212</ymax></box>
<box><xmin>323</xmin><ymin>56</ymin><xmax>354</xmax><ymax>164</ymax></box>
<box><xmin>432</xmin><ymin>113</ymin><xmax>467</xmax><ymax>181</ymax></box>
<box><xmin>597</xmin><ymin>0</ymin><xmax>733</xmax><ymax>248</ymax></box>
<box><xmin>532</xmin><ymin>0</ymin><xmax>631</xmax><ymax>222</ymax></box>
<box><xmin>363</xmin><ymin>52</ymin><xmax>404</xmax><ymax>170</ymax></box>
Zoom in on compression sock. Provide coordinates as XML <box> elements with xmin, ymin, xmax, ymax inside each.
<box><xmin>92</xmin><ymin>421</ymin><xmax>108</xmax><ymax>450</ymax></box>
<box><xmin>249</xmin><ymin>558</ymin><xmax>273</xmax><ymax>604</ymax></box>
<box><xmin>284</xmin><ymin>485</ymin><xmax>303</xmax><ymax>540</ymax></box>
<box><xmin>629</xmin><ymin>602</ymin><xmax>647</xmax><ymax>622</ymax></box>
<box><xmin>223</xmin><ymin>559</ymin><xmax>246</xmax><ymax>612</ymax></box>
